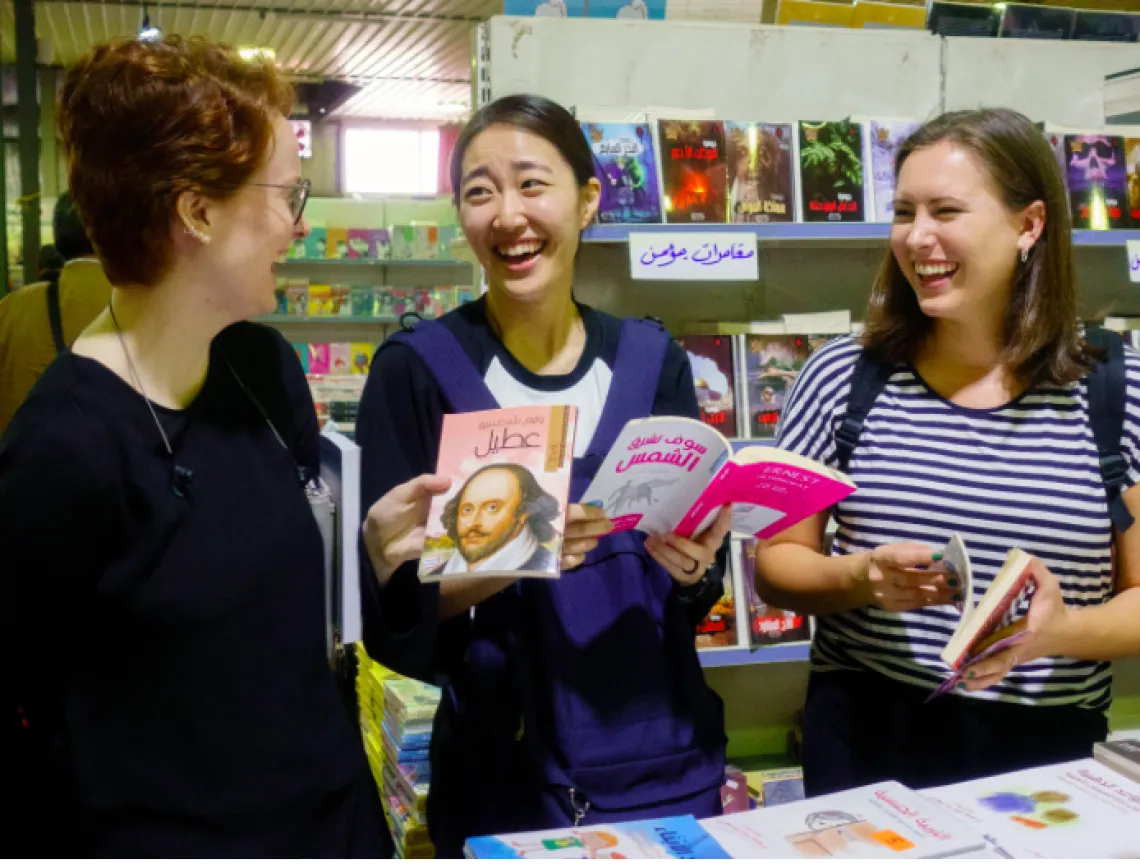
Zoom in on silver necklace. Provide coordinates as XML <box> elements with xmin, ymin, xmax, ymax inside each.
<box><xmin>108</xmin><ymin>299</ymin><xmax>174</xmax><ymax>459</ymax></box>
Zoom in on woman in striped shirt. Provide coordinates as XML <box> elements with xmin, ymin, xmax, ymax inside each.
<box><xmin>755</xmin><ymin>108</ymin><xmax>1140</xmax><ymax>795</ymax></box>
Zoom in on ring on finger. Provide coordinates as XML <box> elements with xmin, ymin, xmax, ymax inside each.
<box><xmin>682</xmin><ymin>557</ymin><xmax>701</xmax><ymax>576</ymax></box>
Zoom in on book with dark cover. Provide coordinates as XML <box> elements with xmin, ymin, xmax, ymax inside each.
<box><xmin>798</xmin><ymin>121</ymin><xmax>866</xmax><ymax>223</ymax></box>
<box><xmin>658</xmin><ymin>119</ymin><xmax>728</xmax><ymax>224</ymax></box>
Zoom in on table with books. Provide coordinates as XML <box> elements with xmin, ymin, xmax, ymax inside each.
<box><xmin>462</xmin><ymin>742</ymin><xmax>1140</xmax><ymax>859</ymax></box>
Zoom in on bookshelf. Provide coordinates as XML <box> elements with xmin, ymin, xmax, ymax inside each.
<box><xmin>273</xmin><ymin>258</ymin><xmax>473</xmax><ymax>287</ymax></box>
<box><xmin>698</xmin><ymin>643</ymin><xmax>810</xmax><ymax>668</ymax></box>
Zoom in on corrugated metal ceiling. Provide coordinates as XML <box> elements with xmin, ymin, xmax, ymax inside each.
<box><xmin>0</xmin><ymin>0</ymin><xmax>497</xmax><ymax>118</ymax></box>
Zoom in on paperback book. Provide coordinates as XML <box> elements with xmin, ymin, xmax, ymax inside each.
<box><xmin>419</xmin><ymin>406</ymin><xmax>578</xmax><ymax>581</ymax></box>
<box><xmin>927</xmin><ymin>533</ymin><xmax>1036</xmax><ymax>701</ymax></box>
<box><xmin>579</xmin><ymin>416</ymin><xmax>855</xmax><ymax>541</ymax></box>
<box><xmin>798</xmin><ymin>120</ymin><xmax>866</xmax><ymax>223</ymax></box>
<box><xmin>742</xmin><ymin>334</ymin><xmax>815</xmax><ymax>439</ymax></box>
<box><xmin>1046</xmin><ymin>131</ymin><xmax>1129</xmax><ymax>230</ymax></box>
<box><xmin>464</xmin><ymin>814</ymin><xmax>730</xmax><ymax>859</ymax></box>
<box><xmin>658</xmin><ymin>119</ymin><xmax>728</xmax><ymax>224</ymax></box>
<box><xmin>865</xmin><ymin>119</ymin><xmax>920</xmax><ymax>223</ymax></box>
<box><xmin>581</xmin><ymin>121</ymin><xmax>663</xmax><ymax>224</ymax></box>
<box><xmin>675</xmin><ymin>334</ymin><xmax>740</xmax><ymax>437</ymax></box>
<box><xmin>702</xmin><ymin>780</ymin><xmax>986</xmax><ymax>858</ymax></box>
<box><xmin>724</xmin><ymin>122</ymin><xmax>795</xmax><ymax>223</ymax></box>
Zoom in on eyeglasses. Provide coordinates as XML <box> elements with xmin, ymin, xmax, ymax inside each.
<box><xmin>251</xmin><ymin>178</ymin><xmax>312</xmax><ymax>225</ymax></box>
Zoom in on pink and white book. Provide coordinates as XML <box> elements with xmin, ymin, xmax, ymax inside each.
<box><xmin>580</xmin><ymin>416</ymin><xmax>855</xmax><ymax>540</ymax></box>
<box><xmin>419</xmin><ymin>406</ymin><xmax>578</xmax><ymax>582</ymax></box>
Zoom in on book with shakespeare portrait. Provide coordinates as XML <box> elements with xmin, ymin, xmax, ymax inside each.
<box><xmin>579</xmin><ymin>415</ymin><xmax>855</xmax><ymax>540</ymax></box>
<box><xmin>419</xmin><ymin>406</ymin><xmax>577</xmax><ymax>582</ymax></box>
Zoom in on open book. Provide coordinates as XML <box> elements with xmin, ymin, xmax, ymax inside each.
<box><xmin>464</xmin><ymin>814</ymin><xmax>730</xmax><ymax>859</ymax></box>
<box><xmin>419</xmin><ymin>406</ymin><xmax>577</xmax><ymax>582</ymax></box>
<box><xmin>580</xmin><ymin>416</ymin><xmax>855</xmax><ymax>540</ymax></box>
<box><xmin>928</xmin><ymin>533</ymin><xmax>1036</xmax><ymax>700</ymax></box>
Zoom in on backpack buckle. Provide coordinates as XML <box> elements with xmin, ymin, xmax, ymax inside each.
<box><xmin>1100</xmin><ymin>453</ymin><xmax>1129</xmax><ymax>488</ymax></box>
<box><xmin>835</xmin><ymin>416</ymin><xmax>861</xmax><ymax>451</ymax></box>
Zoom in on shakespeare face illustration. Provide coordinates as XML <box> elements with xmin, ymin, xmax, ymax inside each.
<box><xmin>441</xmin><ymin>465</ymin><xmax>560</xmax><ymax>565</ymax></box>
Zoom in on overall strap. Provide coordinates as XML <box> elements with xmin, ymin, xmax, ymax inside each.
<box><xmin>587</xmin><ymin>318</ymin><xmax>670</xmax><ymax>456</ymax></box>
<box><xmin>835</xmin><ymin>350</ymin><xmax>895</xmax><ymax>473</ymax></box>
<box><xmin>1085</xmin><ymin>327</ymin><xmax>1134</xmax><ymax>533</ymax></box>
<box><xmin>386</xmin><ymin>321</ymin><xmax>500</xmax><ymax>413</ymax></box>
<box><xmin>45</xmin><ymin>272</ymin><xmax>66</xmax><ymax>356</ymax></box>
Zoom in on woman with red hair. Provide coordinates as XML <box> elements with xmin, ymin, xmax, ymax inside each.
<box><xmin>0</xmin><ymin>37</ymin><xmax>394</xmax><ymax>856</ymax></box>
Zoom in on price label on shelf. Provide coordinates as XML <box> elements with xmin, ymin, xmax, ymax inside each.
<box><xmin>1128</xmin><ymin>240</ymin><xmax>1140</xmax><ymax>284</ymax></box>
<box><xmin>629</xmin><ymin>232</ymin><xmax>759</xmax><ymax>281</ymax></box>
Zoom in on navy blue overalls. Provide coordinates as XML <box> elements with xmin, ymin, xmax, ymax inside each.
<box><xmin>386</xmin><ymin>316</ymin><xmax>727</xmax><ymax>856</ymax></box>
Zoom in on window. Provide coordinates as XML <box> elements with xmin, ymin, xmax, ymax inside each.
<box><xmin>342</xmin><ymin>127</ymin><xmax>440</xmax><ymax>196</ymax></box>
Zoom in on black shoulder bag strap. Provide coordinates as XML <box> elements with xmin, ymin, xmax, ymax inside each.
<box><xmin>1085</xmin><ymin>327</ymin><xmax>1134</xmax><ymax>533</ymax></box>
<box><xmin>835</xmin><ymin>350</ymin><xmax>896</xmax><ymax>473</ymax></box>
<box><xmin>45</xmin><ymin>272</ymin><xmax>66</xmax><ymax>355</ymax></box>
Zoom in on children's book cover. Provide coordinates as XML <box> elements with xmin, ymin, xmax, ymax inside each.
<box><xmin>658</xmin><ymin>120</ymin><xmax>728</xmax><ymax>224</ymax></box>
<box><xmin>285</xmin><ymin>285</ymin><xmax>308</xmax><ymax>317</ymax></box>
<box><xmin>586</xmin><ymin>0</ymin><xmax>666</xmax><ymax>19</ymax></box>
<box><xmin>725</xmin><ymin>122</ymin><xmax>795</xmax><ymax>223</ymax></box>
<box><xmin>1060</xmin><ymin>134</ymin><xmax>1128</xmax><ymax>229</ymax></box>
<box><xmin>581</xmin><ymin>121</ymin><xmax>663</xmax><ymax>224</ymax></box>
<box><xmin>743</xmin><ymin>335</ymin><xmax>814</xmax><ymax>438</ymax></box>
<box><xmin>303</xmin><ymin>227</ymin><xmax>327</xmax><ymax>259</ymax></box>
<box><xmin>347</xmin><ymin>228</ymin><xmax>390</xmax><ymax>259</ymax></box>
<box><xmin>465</xmin><ymin>814</ymin><xmax>730</xmax><ymax>859</ymax></box>
<box><xmin>326</xmin><ymin>228</ymin><xmax>350</xmax><ymax>259</ymax></box>
<box><xmin>350</xmin><ymin>342</ymin><xmax>375</xmax><ymax>375</ymax></box>
<box><xmin>273</xmin><ymin>289</ymin><xmax>288</xmax><ymax>316</ymax></box>
<box><xmin>419</xmin><ymin>406</ymin><xmax>577</xmax><ymax>582</ymax></box>
<box><xmin>308</xmin><ymin>343</ymin><xmax>330</xmax><ymax>375</ymax></box>
<box><xmin>293</xmin><ymin>343</ymin><xmax>309</xmax><ymax>373</ymax></box>
<box><xmin>329</xmin><ymin>343</ymin><xmax>352</xmax><ymax>375</ymax></box>
<box><xmin>675</xmin><ymin>334</ymin><xmax>738</xmax><ymax>437</ymax></box>
<box><xmin>350</xmin><ymin>286</ymin><xmax>376</xmax><ymax>317</ymax></box>
<box><xmin>868</xmin><ymin>120</ymin><xmax>919</xmax><ymax>222</ymax></box>
<box><xmin>798</xmin><ymin>121</ymin><xmax>866</xmax><ymax>222</ymax></box>
<box><xmin>307</xmin><ymin>284</ymin><xmax>332</xmax><ymax>317</ymax></box>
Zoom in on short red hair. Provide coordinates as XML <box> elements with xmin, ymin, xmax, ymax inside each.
<box><xmin>58</xmin><ymin>36</ymin><xmax>295</xmax><ymax>287</ymax></box>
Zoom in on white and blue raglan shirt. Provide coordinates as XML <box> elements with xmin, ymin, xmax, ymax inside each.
<box><xmin>775</xmin><ymin>334</ymin><xmax>1140</xmax><ymax>710</ymax></box>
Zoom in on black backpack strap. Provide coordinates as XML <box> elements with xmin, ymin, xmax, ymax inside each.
<box><xmin>45</xmin><ymin>272</ymin><xmax>66</xmax><ymax>355</ymax></box>
<box><xmin>835</xmin><ymin>350</ymin><xmax>896</xmax><ymax>473</ymax></box>
<box><xmin>1085</xmin><ymin>327</ymin><xmax>1134</xmax><ymax>533</ymax></box>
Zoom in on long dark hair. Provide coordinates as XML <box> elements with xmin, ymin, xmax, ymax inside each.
<box><xmin>862</xmin><ymin>107</ymin><xmax>1093</xmax><ymax>386</ymax></box>
<box><xmin>449</xmin><ymin>94</ymin><xmax>596</xmax><ymax>205</ymax></box>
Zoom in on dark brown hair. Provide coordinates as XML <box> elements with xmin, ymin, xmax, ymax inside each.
<box><xmin>58</xmin><ymin>36</ymin><xmax>295</xmax><ymax>287</ymax></box>
<box><xmin>449</xmin><ymin>94</ymin><xmax>596</xmax><ymax>206</ymax></box>
<box><xmin>862</xmin><ymin>107</ymin><xmax>1092</xmax><ymax>386</ymax></box>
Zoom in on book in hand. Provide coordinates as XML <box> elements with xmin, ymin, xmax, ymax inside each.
<box><xmin>701</xmin><ymin>780</ymin><xmax>986</xmax><ymax>858</ymax></box>
<box><xmin>579</xmin><ymin>416</ymin><xmax>855</xmax><ymax>540</ymax></box>
<box><xmin>418</xmin><ymin>406</ymin><xmax>578</xmax><ymax>582</ymax></box>
<box><xmin>463</xmin><ymin>814</ymin><xmax>730</xmax><ymax>859</ymax></box>
<box><xmin>1093</xmin><ymin>739</ymin><xmax>1140</xmax><ymax>784</ymax></box>
<box><xmin>927</xmin><ymin>533</ymin><xmax>1036</xmax><ymax>701</ymax></box>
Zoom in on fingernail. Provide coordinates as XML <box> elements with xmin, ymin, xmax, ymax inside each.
<box><xmin>957</xmin><ymin>683</ymin><xmax>967</xmax><ymax>691</ymax></box>
<box><xmin>932</xmin><ymin>553</ymin><xmax>943</xmax><ymax>562</ymax></box>
<box><xmin>947</xmin><ymin>578</ymin><xmax>959</xmax><ymax>587</ymax></box>
<box><xmin>967</xmin><ymin>671</ymin><xmax>976</xmax><ymax>680</ymax></box>
<box><xmin>953</xmin><ymin>593</ymin><xmax>962</xmax><ymax>603</ymax></box>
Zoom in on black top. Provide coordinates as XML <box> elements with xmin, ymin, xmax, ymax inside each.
<box><xmin>354</xmin><ymin>299</ymin><xmax>723</xmax><ymax>684</ymax></box>
<box><xmin>0</xmin><ymin>323</ymin><xmax>384</xmax><ymax>856</ymax></box>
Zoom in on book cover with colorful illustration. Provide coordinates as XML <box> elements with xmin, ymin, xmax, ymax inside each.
<box><xmin>798</xmin><ymin>121</ymin><xmax>866</xmax><ymax>222</ymax></box>
<box><xmin>867</xmin><ymin>119</ymin><xmax>920</xmax><ymax>222</ymax></box>
<box><xmin>658</xmin><ymin>120</ymin><xmax>728</xmax><ymax>224</ymax></box>
<box><xmin>351</xmin><ymin>342</ymin><xmax>375</xmax><ymax>375</ymax></box>
<box><xmin>326</xmin><ymin>227</ymin><xmax>351</xmax><ymax>259</ymax></box>
<box><xmin>303</xmin><ymin>227</ymin><xmax>327</xmax><ymax>259</ymax></box>
<box><xmin>695</xmin><ymin>558</ymin><xmax>740</xmax><ymax>649</ymax></box>
<box><xmin>923</xmin><ymin>758</ymin><xmax>1140</xmax><ymax>858</ymax></box>
<box><xmin>329</xmin><ymin>343</ymin><xmax>352</xmax><ymax>375</ymax></box>
<box><xmin>464</xmin><ymin>815</ymin><xmax>729</xmax><ymax>859</ymax></box>
<box><xmin>676</xmin><ymin>334</ymin><xmax>739</xmax><ymax>437</ymax></box>
<box><xmin>736</xmin><ymin>539</ymin><xmax>812</xmax><ymax>647</ymax></box>
<box><xmin>1125</xmin><ymin>137</ymin><xmax>1140</xmax><ymax>226</ymax></box>
<box><xmin>347</xmin><ymin>228</ymin><xmax>391</xmax><ymax>259</ymax></box>
<box><xmin>743</xmin><ymin>335</ymin><xmax>814</xmax><ymax>438</ymax></box>
<box><xmin>308</xmin><ymin>343</ymin><xmax>330</xmax><ymax>375</ymax></box>
<box><xmin>725</xmin><ymin>122</ymin><xmax>795</xmax><ymax>223</ymax></box>
<box><xmin>419</xmin><ymin>406</ymin><xmax>578</xmax><ymax>582</ymax></box>
<box><xmin>582</xmin><ymin>121</ymin><xmax>662</xmax><ymax>224</ymax></box>
<box><xmin>1048</xmin><ymin>133</ymin><xmax>1129</xmax><ymax>229</ymax></box>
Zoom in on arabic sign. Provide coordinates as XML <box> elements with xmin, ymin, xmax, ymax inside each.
<box><xmin>1129</xmin><ymin>240</ymin><xmax>1140</xmax><ymax>284</ymax></box>
<box><xmin>629</xmin><ymin>233</ymin><xmax>759</xmax><ymax>281</ymax></box>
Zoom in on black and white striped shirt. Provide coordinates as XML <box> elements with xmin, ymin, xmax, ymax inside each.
<box><xmin>776</xmin><ymin>335</ymin><xmax>1140</xmax><ymax>710</ymax></box>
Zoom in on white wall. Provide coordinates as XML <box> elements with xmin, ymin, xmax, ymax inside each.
<box><xmin>488</xmin><ymin>17</ymin><xmax>943</xmax><ymax>121</ymax></box>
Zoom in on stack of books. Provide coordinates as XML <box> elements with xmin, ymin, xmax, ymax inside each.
<box><xmin>354</xmin><ymin>644</ymin><xmax>402</xmax><ymax>790</ymax></box>
<box><xmin>381</xmin><ymin>677</ymin><xmax>441</xmax><ymax>859</ymax></box>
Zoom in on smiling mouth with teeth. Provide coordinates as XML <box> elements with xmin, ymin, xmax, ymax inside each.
<box><xmin>914</xmin><ymin>261</ymin><xmax>959</xmax><ymax>282</ymax></box>
<box><xmin>494</xmin><ymin>240</ymin><xmax>546</xmax><ymax>263</ymax></box>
